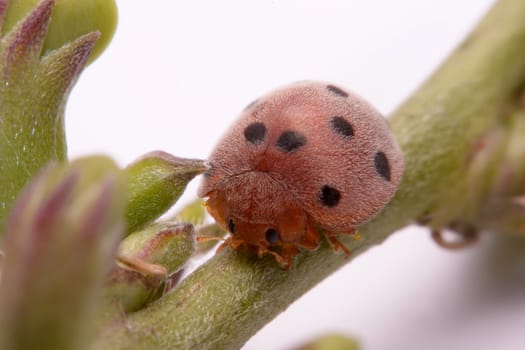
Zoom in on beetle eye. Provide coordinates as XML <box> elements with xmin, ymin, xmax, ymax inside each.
<box><xmin>228</xmin><ymin>218</ymin><xmax>235</xmax><ymax>234</ymax></box>
<box><xmin>265</xmin><ymin>229</ymin><xmax>280</xmax><ymax>244</ymax></box>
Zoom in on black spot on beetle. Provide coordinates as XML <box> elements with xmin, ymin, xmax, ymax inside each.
<box><xmin>244</xmin><ymin>122</ymin><xmax>267</xmax><ymax>144</ymax></box>
<box><xmin>326</xmin><ymin>85</ymin><xmax>349</xmax><ymax>98</ymax></box>
<box><xmin>374</xmin><ymin>151</ymin><xmax>391</xmax><ymax>181</ymax></box>
<box><xmin>265</xmin><ymin>228</ymin><xmax>280</xmax><ymax>244</ymax></box>
<box><xmin>276</xmin><ymin>131</ymin><xmax>306</xmax><ymax>152</ymax></box>
<box><xmin>319</xmin><ymin>185</ymin><xmax>341</xmax><ymax>207</ymax></box>
<box><xmin>228</xmin><ymin>218</ymin><xmax>236</xmax><ymax>234</ymax></box>
<box><xmin>330</xmin><ymin>116</ymin><xmax>354</xmax><ymax>138</ymax></box>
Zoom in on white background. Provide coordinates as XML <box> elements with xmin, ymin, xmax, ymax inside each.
<box><xmin>66</xmin><ymin>1</ymin><xmax>525</xmax><ymax>349</ymax></box>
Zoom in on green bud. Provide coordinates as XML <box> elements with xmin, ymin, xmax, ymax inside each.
<box><xmin>124</xmin><ymin>151</ymin><xmax>208</xmax><ymax>234</ymax></box>
<box><xmin>0</xmin><ymin>156</ymin><xmax>126</xmax><ymax>350</ymax></box>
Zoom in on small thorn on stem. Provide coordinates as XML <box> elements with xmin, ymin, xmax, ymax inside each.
<box><xmin>116</xmin><ymin>255</ymin><xmax>167</xmax><ymax>277</ymax></box>
<box><xmin>326</xmin><ymin>236</ymin><xmax>351</xmax><ymax>256</ymax></box>
<box><xmin>196</xmin><ymin>235</ymin><xmax>225</xmax><ymax>244</ymax></box>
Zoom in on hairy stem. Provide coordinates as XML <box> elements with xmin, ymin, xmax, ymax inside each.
<box><xmin>94</xmin><ymin>0</ymin><xmax>525</xmax><ymax>349</ymax></box>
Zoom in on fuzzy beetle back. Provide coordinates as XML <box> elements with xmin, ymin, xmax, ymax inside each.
<box><xmin>199</xmin><ymin>81</ymin><xmax>404</xmax><ymax>268</ymax></box>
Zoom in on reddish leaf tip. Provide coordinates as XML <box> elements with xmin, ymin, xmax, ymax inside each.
<box><xmin>139</xmin><ymin>151</ymin><xmax>209</xmax><ymax>174</ymax></box>
<box><xmin>3</xmin><ymin>0</ymin><xmax>55</xmax><ymax>65</ymax></box>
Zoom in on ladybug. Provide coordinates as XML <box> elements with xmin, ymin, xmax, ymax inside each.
<box><xmin>198</xmin><ymin>81</ymin><xmax>404</xmax><ymax>268</ymax></box>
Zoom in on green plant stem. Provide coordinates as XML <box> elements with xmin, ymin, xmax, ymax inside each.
<box><xmin>94</xmin><ymin>0</ymin><xmax>525</xmax><ymax>348</ymax></box>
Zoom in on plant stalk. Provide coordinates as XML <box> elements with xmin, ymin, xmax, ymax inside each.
<box><xmin>94</xmin><ymin>0</ymin><xmax>525</xmax><ymax>348</ymax></box>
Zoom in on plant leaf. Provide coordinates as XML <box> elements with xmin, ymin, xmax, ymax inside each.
<box><xmin>0</xmin><ymin>1</ymin><xmax>100</xmax><ymax>234</ymax></box>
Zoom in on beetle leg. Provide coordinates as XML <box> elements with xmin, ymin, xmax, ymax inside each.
<box><xmin>280</xmin><ymin>245</ymin><xmax>301</xmax><ymax>270</ymax></box>
<box><xmin>297</xmin><ymin>223</ymin><xmax>321</xmax><ymax>250</ymax></box>
<box><xmin>325</xmin><ymin>235</ymin><xmax>351</xmax><ymax>257</ymax></box>
<box><xmin>255</xmin><ymin>245</ymin><xmax>287</xmax><ymax>266</ymax></box>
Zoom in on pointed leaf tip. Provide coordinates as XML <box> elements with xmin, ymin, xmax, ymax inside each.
<box><xmin>2</xmin><ymin>0</ymin><xmax>117</xmax><ymax>64</ymax></box>
<box><xmin>62</xmin><ymin>31</ymin><xmax>100</xmax><ymax>77</ymax></box>
<box><xmin>40</xmin><ymin>31</ymin><xmax>100</xmax><ymax>96</ymax></box>
<box><xmin>140</xmin><ymin>150</ymin><xmax>210</xmax><ymax>175</ymax></box>
<box><xmin>2</xmin><ymin>0</ymin><xmax>55</xmax><ymax>67</ymax></box>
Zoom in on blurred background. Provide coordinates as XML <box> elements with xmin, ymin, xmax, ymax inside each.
<box><xmin>66</xmin><ymin>1</ymin><xmax>525</xmax><ymax>349</ymax></box>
